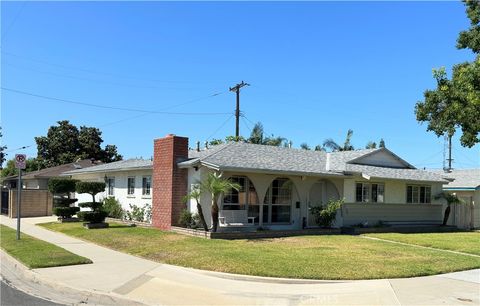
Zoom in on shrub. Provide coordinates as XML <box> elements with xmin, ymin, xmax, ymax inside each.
<box><xmin>103</xmin><ymin>197</ymin><xmax>124</xmax><ymax>219</ymax></box>
<box><xmin>309</xmin><ymin>199</ymin><xmax>343</xmax><ymax>228</ymax></box>
<box><xmin>75</xmin><ymin>182</ymin><xmax>106</xmax><ymax>198</ymax></box>
<box><xmin>125</xmin><ymin>204</ymin><xmax>147</xmax><ymax>222</ymax></box>
<box><xmin>48</xmin><ymin>178</ymin><xmax>79</xmax><ymax>219</ymax></box>
<box><xmin>76</xmin><ymin>181</ymin><xmax>107</xmax><ymax>225</ymax></box>
<box><xmin>48</xmin><ymin>178</ymin><xmax>78</xmax><ymax>194</ymax></box>
<box><xmin>178</xmin><ymin>209</ymin><xmax>193</xmax><ymax>228</ymax></box>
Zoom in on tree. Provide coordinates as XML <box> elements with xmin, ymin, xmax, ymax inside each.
<box><xmin>435</xmin><ymin>192</ymin><xmax>462</xmax><ymax>226</ymax></box>
<box><xmin>323</xmin><ymin>129</ymin><xmax>355</xmax><ymax>152</ymax></box>
<box><xmin>209</xmin><ymin>139</ymin><xmax>224</xmax><ymax>146</ymax></box>
<box><xmin>415</xmin><ymin>1</ymin><xmax>480</xmax><ymax>148</ymax></box>
<box><xmin>300</xmin><ymin>143</ymin><xmax>311</xmax><ymax>150</ymax></box>
<box><xmin>365</xmin><ymin>141</ymin><xmax>377</xmax><ymax>149</ymax></box>
<box><xmin>247</xmin><ymin>122</ymin><xmax>286</xmax><ymax>146</ymax></box>
<box><xmin>48</xmin><ymin>178</ymin><xmax>79</xmax><ymax>220</ymax></box>
<box><xmin>35</xmin><ymin>120</ymin><xmax>122</xmax><ymax>166</ymax></box>
<box><xmin>1</xmin><ymin>158</ymin><xmax>45</xmax><ymax>177</ymax></box>
<box><xmin>314</xmin><ymin>145</ymin><xmax>325</xmax><ymax>151</ymax></box>
<box><xmin>203</xmin><ymin>172</ymin><xmax>240</xmax><ymax>232</ymax></box>
<box><xmin>379</xmin><ymin>138</ymin><xmax>386</xmax><ymax>148</ymax></box>
<box><xmin>76</xmin><ymin>181</ymin><xmax>108</xmax><ymax>226</ymax></box>
<box><xmin>0</xmin><ymin>127</ymin><xmax>7</xmax><ymax>169</ymax></box>
<box><xmin>183</xmin><ymin>186</ymin><xmax>209</xmax><ymax>231</ymax></box>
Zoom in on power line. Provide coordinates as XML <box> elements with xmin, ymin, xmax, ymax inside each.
<box><xmin>1</xmin><ymin>87</ymin><xmax>231</xmax><ymax>116</ymax></box>
<box><xmin>4</xmin><ymin>145</ymin><xmax>32</xmax><ymax>153</ymax></box>
<box><xmin>206</xmin><ymin>114</ymin><xmax>235</xmax><ymax>141</ymax></box>
<box><xmin>0</xmin><ymin>2</ymin><xmax>27</xmax><ymax>46</ymax></box>
<box><xmin>2</xmin><ymin>51</ymin><xmax>221</xmax><ymax>85</ymax></box>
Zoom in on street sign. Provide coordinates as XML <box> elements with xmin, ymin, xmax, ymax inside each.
<box><xmin>15</xmin><ymin>154</ymin><xmax>26</xmax><ymax>169</ymax></box>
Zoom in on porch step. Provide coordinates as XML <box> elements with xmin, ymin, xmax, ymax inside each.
<box><xmin>383</xmin><ymin>220</ymin><xmax>442</xmax><ymax>227</ymax></box>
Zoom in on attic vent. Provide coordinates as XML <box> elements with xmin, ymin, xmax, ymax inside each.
<box><xmin>73</xmin><ymin>164</ymin><xmax>82</xmax><ymax>169</ymax></box>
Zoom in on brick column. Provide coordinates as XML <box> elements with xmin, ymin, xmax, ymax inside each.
<box><xmin>152</xmin><ymin>134</ymin><xmax>189</xmax><ymax>229</ymax></box>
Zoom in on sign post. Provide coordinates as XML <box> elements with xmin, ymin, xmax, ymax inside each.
<box><xmin>15</xmin><ymin>154</ymin><xmax>26</xmax><ymax>240</ymax></box>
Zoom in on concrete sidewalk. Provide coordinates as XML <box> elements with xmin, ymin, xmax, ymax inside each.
<box><xmin>1</xmin><ymin>216</ymin><xmax>479</xmax><ymax>305</ymax></box>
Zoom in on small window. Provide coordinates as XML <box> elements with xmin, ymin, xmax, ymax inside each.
<box><xmin>107</xmin><ymin>177</ymin><xmax>115</xmax><ymax>196</ymax></box>
<box><xmin>355</xmin><ymin>183</ymin><xmax>385</xmax><ymax>203</ymax></box>
<box><xmin>127</xmin><ymin>177</ymin><xmax>135</xmax><ymax>195</ymax></box>
<box><xmin>142</xmin><ymin>176</ymin><xmax>151</xmax><ymax>196</ymax></box>
<box><xmin>406</xmin><ymin>185</ymin><xmax>431</xmax><ymax>203</ymax></box>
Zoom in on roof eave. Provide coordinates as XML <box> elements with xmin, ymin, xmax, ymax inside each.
<box><xmin>63</xmin><ymin>166</ymin><xmax>153</xmax><ymax>176</ymax></box>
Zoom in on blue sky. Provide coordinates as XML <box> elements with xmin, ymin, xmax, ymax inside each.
<box><xmin>1</xmin><ymin>1</ymin><xmax>479</xmax><ymax>169</ymax></box>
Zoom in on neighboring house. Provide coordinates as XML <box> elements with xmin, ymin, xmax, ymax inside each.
<box><xmin>67</xmin><ymin>134</ymin><xmax>450</xmax><ymax>231</ymax></box>
<box><xmin>434</xmin><ymin>169</ymin><xmax>480</xmax><ymax>229</ymax></box>
<box><xmin>63</xmin><ymin>159</ymin><xmax>153</xmax><ymax>212</ymax></box>
<box><xmin>1</xmin><ymin>159</ymin><xmax>101</xmax><ymax>218</ymax></box>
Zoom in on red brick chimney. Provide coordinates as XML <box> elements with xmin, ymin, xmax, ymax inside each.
<box><xmin>152</xmin><ymin>134</ymin><xmax>189</xmax><ymax>229</ymax></box>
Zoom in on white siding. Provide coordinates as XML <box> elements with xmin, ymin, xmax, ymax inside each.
<box><xmin>70</xmin><ymin>170</ymin><xmax>153</xmax><ymax>212</ymax></box>
<box><xmin>352</xmin><ymin>150</ymin><xmax>408</xmax><ymax>168</ymax></box>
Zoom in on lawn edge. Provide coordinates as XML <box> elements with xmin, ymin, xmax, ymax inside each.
<box><xmin>38</xmin><ymin>222</ymin><xmax>480</xmax><ymax>281</ymax></box>
<box><xmin>0</xmin><ymin>224</ymin><xmax>93</xmax><ymax>269</ymax></box>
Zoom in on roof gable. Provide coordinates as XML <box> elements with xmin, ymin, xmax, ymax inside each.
<box><xmin>347</xmin><ymin>148</ymin><xmax>415</xmax><ymax>169</ymax></box>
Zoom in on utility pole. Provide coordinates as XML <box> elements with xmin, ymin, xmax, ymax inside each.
<box><xmin>447</xmin><ymin>134</ymin><xmax>453</xmax><ymax>171</ymax></box>
<box><xmin>443</xmin><ymin>134</ymin><xmax>453</xmax><ymax>172</ymax></box>
<box><xmin>229</xmin><ymin>81</ymin><xmax>250</xmax><ymax>140</ymax></box>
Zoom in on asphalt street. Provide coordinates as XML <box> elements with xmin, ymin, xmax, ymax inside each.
<box><xmin>1</xmin><ymin>280</ymin><xmax>64</xmax><ymax>306</ymax></box>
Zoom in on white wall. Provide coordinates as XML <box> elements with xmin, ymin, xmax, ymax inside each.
<box><xmin>70</xmin><ymin>170</ymin><xmax>153</xmax><ymax>212</ymax></box>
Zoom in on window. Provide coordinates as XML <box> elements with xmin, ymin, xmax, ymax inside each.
<box><xmin>142</xmin><ymin>176</ymin><xmax>151</xmax><ymax>196</ymax></box>
<box><xmin>107</xmin><ymin>177</ymin><xmax>115</xmax><ymax>196</ymax></box>
<box><xmin>406</xmin><ymin>185</ymin><xmax>431</xmax><ymax>203</ymax></box>
<box><xmin>223</xmin><ymin>176</ymin><xmax>246</xmax><ymax>210</ymax></box>
<box><xmin>263</xmin><ymin>178</ymin><xmax>292</xmax><ymax>223</ymax></box>
<box><xmin>355</xmin><ymin>183</ymin><xmax>385</xmax><ymax>203</ymax></box>
<box><xmin>222</xmin><ymin>176</ymin><xmax>259</xmax><ymax>222</ymax></box>
<box><xmin>127</xmin><ymin>177</ymin><xmax>135</xmax><ymax>195</ymax></box>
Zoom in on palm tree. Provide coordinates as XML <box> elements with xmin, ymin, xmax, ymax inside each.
<box><xmin>248</xmin><ymin>122</ymin><xmax>286</xmax><ymax>147</ymax></box>
<box><xmin>323</xmin><ymin>129</ymin><xmax>355</xmax><ymax>152</ymax></box>
<box><xmin>435</xmin><ymin>192</ymin><xmax>462</xmax><ymax>226</ymax></box>
<box><xmin>183</xmin><ymin>187</ymin><xmax>209</xmax><ymax>232</ymax></box>
<box><xmin>300</xmin><ymin>143</ymin><xmax>311</xmax><ymax>150</ymax></box>
<box><xmin>248</xmin><ymin>122</ymin><xmax>264</xmax><ymax>144</ymax></box>
<box><xmin>203</xmin><ymin>172</ymin><xmax>240</xmax><ymax>232</ymax></box>
<box><xmin>365</xmin><ymin>141</ymin><xmax>377</xmax><ymax>149</ymax></box>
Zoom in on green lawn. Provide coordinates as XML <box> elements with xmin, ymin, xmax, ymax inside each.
<box><xmin>39</xmin><ymin>222</ymin><xmax>480</xmax><ymax>280</ymax></box>
<box><xmin>364</xmin><ymin>232</ymin><xmax>480</xmax><ymax>256</ymax></box>
<box><xmin>0</xmin><ymin>225</ymin><xmax>92</xmax><ymax>269</ymax></box>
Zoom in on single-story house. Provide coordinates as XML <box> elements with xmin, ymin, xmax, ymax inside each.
<box><xmin>1</xmin><ymin>159</ymin><xmax>101</xmax><ymax>217</ymax></box>
<box><xmin>63</xmin><ymin>159</ymin><xmax>152</xmax><ymax>210</ymax></box>
<box><xmin>65</xmin><ymin>134</ymin><xmax>452</xmax><ymax>231</ymax></box>
<box><xmin>434</xmin><ymin>169</ymin><xmax>480</xmax><ymax>229</ymax></box>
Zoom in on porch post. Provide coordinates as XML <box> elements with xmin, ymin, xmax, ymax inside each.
<box><xmin>259</xmin><ymin>201</ymin><xmax>263</xmax><ymax>227</ymax></box>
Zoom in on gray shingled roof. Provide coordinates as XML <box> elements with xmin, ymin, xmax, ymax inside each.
<box><xmin>346</xmin><ymin>164</ymin><xmax>447</xmax><ymax>183</ymax></box>
<box><xmin>180</xmin><ymin>142</ymin><xmax>447</xmax><ymax>182</ymax></box>
<box><xmin>432</xmin><ymin>169</ymin><xmax>480</xmax><ymax>189</ymax></box>
<box><xmin>184</xmin><ymin>142</ymin><xmax>334</xmax><ymax>176</ymax></box>
<box><xmin>63</xmin><ymin>159</ymin><xmax>152</xmax><ymax>175</ymax></box>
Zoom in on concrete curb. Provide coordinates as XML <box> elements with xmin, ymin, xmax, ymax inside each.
<box><xmin>0</xmin><ymin>250</ymin><xmax>146</xmax><ymax>306</ymax></box>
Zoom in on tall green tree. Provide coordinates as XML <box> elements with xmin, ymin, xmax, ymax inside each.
<box><xmin>247</xmin><ymin>122</ymin><xmax>286</xmax><ymax>147</ymax></box>
<box><xmin>323</xmin><ymin>129</ymin><xmax>355</xmax><ymax>152</ymax></box>
<box><xmin>35</xmin><ymin>120</ymin><xmax>122</xmax><ymax>167</ymax></box>
<box><xmin>415</xmin><ymin>0</ymin><xmax>480</xmax><ymax>148</ymax></box>
<box><xmin>1</xmin><ymin>158</ymin><xmax>45</xmax><ymax>177</ymax></box>
<box><xmin>0</xmin><ymin>127</ymin><xmax>6</xmax><ymax>169</ymax></box>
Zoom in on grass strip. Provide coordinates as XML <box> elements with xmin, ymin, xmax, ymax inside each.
<box><xmin>0</xmin><ymin>225</ymin><xmax>92</xmax><ymax>269</ymax></box>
